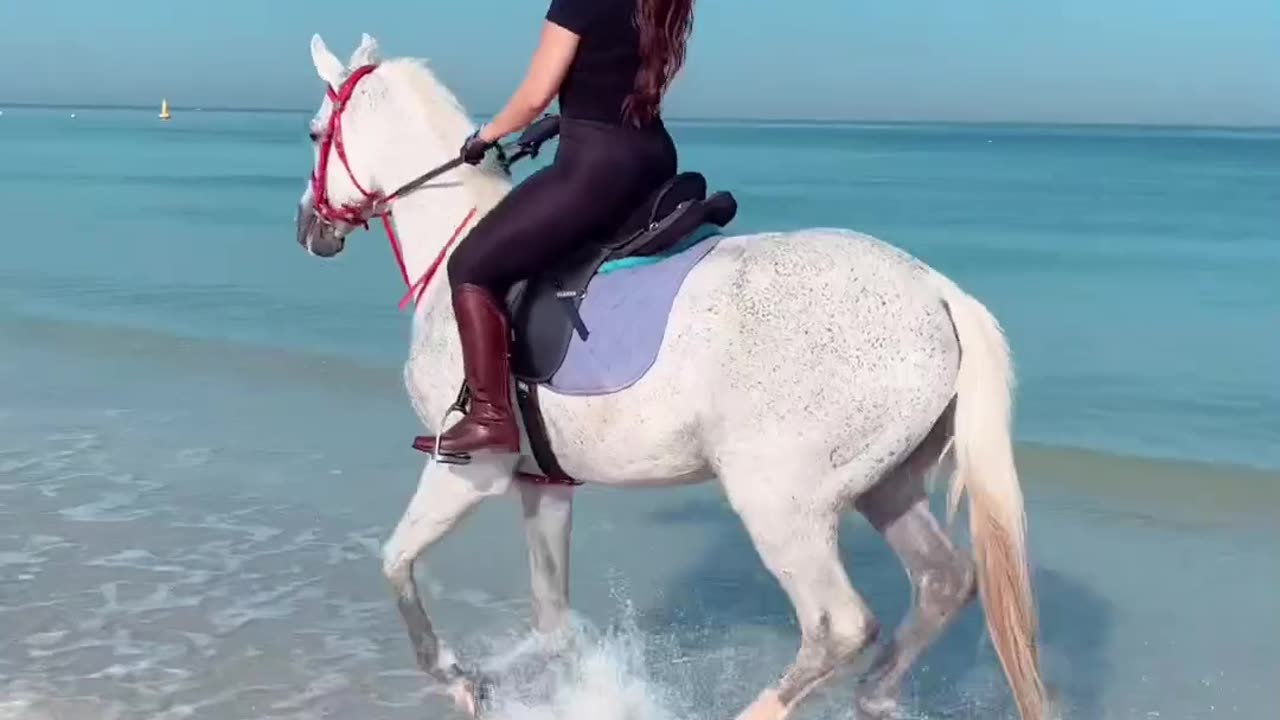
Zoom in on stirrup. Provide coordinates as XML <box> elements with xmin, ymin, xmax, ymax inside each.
<box><xmin>435</xmin><ymin>450</ymin><xmax>472</xmax><ymax>465</ymax></box>
<box><xmin>427</xmin><ymin>382</ymin><xmax>473</xmax><ymax>465</ymax></box>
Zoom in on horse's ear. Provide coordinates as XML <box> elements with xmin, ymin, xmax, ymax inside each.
<box><xmin>310</xmin><ymin>33</ymin><xmax>345</xmax><ymax>88</ymax></box>
<box><xmin>350</xmin><ymin>33</ymin><xmax>381</xmax><ymax>67</ymax></box>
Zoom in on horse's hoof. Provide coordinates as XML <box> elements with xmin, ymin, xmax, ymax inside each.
<box><xmin>447</xmin><ymin>672</ymin><xmax>495</xmax><ymax>718</ymax></box>
<box><xmin>448</xmin><ymin>679</ymin><xmax>479</xmax><ymax>717</ymax></box>
<box><xmin>734</xmin><ymin>689</ymin><xmax>788</xmax><ymax>720</ymax></box>
<box><xmin>853</xmin><ymin>694</ymin><xmax>900</xmax><ymax>720</ymax></box>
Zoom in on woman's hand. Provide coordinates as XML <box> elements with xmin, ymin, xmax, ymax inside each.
<box><xmin>459</xmin><ymin>130</ymin><xmax>493</xmax><ymax>165</ymax></box>
<box><xmin>478</xmin><ymin>21</ymin><xmax>581</xmax><ymax>142</ymax></box>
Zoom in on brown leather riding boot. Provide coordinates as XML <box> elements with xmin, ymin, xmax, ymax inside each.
<box><xmin>412</xmin><ymin>284</ymin><xmax>520</xmax><ymax>459</ymax></box>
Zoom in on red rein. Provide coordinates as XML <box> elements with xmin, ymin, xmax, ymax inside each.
<box><xmin>311</xmin><ymin>64</ymin><xmax>476</xmax><ymax>310</ymax></box>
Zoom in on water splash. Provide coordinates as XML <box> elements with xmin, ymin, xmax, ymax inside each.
<box><xmin>478</xmin><ymin>609</ymin><xmax>693</xmax><ymax>720</ymax></box>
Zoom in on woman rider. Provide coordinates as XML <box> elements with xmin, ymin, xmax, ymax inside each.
<box><xmin>415</xmin><ymin>0</ymin><xmax>696</xmax><ymax>458</ymax></box>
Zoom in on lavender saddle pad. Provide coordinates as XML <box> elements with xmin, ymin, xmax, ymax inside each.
<box><xmin>546</xmin><ymin>229</ymin><xmax>722</xmax><ymax>396</ymax></box>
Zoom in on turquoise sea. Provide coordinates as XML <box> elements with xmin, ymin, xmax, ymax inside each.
<box><xmin>1</xmin><ymin>107</ymin><xmax>1278</xmax><ymax>719</ymax></box>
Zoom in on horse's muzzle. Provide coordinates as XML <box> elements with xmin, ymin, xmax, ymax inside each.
<box><xmin>296</xmin><ymin>203</ymin><xmax>345</xmax><ymax>257</ymax></box>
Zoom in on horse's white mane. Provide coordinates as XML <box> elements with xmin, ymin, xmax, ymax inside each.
<box><xmin>377</xmin><ymin>57</ymin><xmax>512</xmax><ymax>198</ymax></box>
<box><xmin>377</xmin><ymin>58</ymin><xmax>473</xmax><ymax>157</ymax></box>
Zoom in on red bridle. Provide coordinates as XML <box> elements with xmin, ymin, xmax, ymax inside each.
<box><xmin>311</xmin><ymin>63</ymin><xmax>476</xmax><ymax>310</ymax></box>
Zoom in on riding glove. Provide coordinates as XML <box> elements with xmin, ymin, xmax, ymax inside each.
<box><xmin>460</xmin><ymin>130</ymin><xmax>494</xmax><ymax>165</ymax></box>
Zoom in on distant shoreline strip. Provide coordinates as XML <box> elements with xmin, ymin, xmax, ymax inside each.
<box><xmin>0</xmin><ymin>102</ymin><xmax>1277</xmax><ymax>132</ymax></box>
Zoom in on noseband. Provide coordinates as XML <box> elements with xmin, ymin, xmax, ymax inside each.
<box><xmin>311</xmin><ymin>63</ymin><xmax>477</xmax><ymax>310</ymax></box>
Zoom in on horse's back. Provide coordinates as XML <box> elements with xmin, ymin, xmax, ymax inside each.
<box><xmin>689</xmin><ymin>227</ymin><xmax>958</xmax><ymax>366</ymax></box>
<box><xmin>678</xmin><ymin>227</ymin><xmax>962</xmax><ymax>465</ymax></box>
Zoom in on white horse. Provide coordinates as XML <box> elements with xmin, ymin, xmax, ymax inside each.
<box><xmin>295</xmin><ymin>33</ymin><xmax>1047</xmax><ymax>720</ymax></box>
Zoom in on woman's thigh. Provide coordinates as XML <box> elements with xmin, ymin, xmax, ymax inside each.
<box><xmin>448</xmin><ymin>158</ymin><xmax>644</xmax><ymax>292</ymax></box>
<box><xmin>448</xmin><ymin>120</ymin><xmax>677</xmax><ymax>293</ymax></box>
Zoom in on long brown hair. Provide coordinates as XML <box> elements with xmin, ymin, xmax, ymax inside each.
<box><xmin>623</xmin><ymin>0</ymin><xmax>695</xmax><ymax>126</ymax></box>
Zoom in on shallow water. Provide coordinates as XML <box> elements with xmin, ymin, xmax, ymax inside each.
<box><xmin>1</xmin><ymin>109</ymin><xmax>1278</xmax><ymax>718</ymax></box>
<box><xmin>2</xmin><ymin>314</ymin><xmax>1278</xmax><ymax>719</ymax></box>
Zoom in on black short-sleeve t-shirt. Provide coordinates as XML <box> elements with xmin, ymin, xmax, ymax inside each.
<box><xmin>545</xmin><ymin>0</ymin><xmax>644</xmax><ymax>125</ymax></box>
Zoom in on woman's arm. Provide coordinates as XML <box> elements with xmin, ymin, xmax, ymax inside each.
<box><xmin>477</xmin><ymin>21</ymin><xmax>580</xmax><ymax>143</ymax></box>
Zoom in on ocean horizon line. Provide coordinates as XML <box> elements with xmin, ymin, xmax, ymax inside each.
<box><xmin>1</xmin><ymin>101</ymin><xmax>1277</xmax><ymax>132</ymax></box>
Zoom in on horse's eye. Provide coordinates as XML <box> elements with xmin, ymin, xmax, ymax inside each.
<box><xmin>309</xmin><ymin>130</ymin><xmax>321</xmax><ymax>142</ymax></box>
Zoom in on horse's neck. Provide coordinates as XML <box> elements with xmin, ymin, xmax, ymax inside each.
<box><xmin>366</xmin><ymin>72</ymin><xmax>511</xmax><ymax>291</ymax></box>
<box><xmin>389</xmin><ymin>168</ymin><xmax>510</xmax><ymax>398</ymax></box>
<box><xmin>387</xmin><ymin>177</ymin><xmax>497</xmax><ymax>287</ymax></box>
<box><xmin>368</xmin><ymin>64</ymin><xmax>514</xmax><ymax>398</ymax></box>
<box><xmin>388</xmin><ymin>165</ymin><xmax>508</xmax><ymax>294</ymax></box>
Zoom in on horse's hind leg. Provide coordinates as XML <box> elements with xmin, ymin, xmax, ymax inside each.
<box><xmin>723</xmin><ymin>464</ymin><xmax>880</xmax><ymax>720</ymax></box>
<box><xmin>851</xmin><ymin>441</ymin><xmax>977</xmax><ymax>719</ymax></box>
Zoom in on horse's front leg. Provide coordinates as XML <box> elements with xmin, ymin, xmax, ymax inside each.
<box><xmin>517</xmin><ymin>481</ymin><xmax>574</xmax><ymax>635</ymax></box>
<box><xmin>381</xmin><ymin>459</ymin><xmax>513</xmax><ymax>711</ymax></box>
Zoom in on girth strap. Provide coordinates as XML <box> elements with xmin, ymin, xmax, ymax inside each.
<box><xmin>514</xmin><ymin>380</ymin><xmax>580</xmax><ymax>486</ymax></box>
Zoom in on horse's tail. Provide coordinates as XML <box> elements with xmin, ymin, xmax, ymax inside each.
<box><xmin>926</xmin><ymin>267</ymin><xmax>1047</xmax><ymax>720</ymax></box>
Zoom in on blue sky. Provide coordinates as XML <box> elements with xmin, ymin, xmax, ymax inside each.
<box><xmin>1</xmin><ymin>0</ymin><xmax>1277</xmax><ymax>125</ymax></box>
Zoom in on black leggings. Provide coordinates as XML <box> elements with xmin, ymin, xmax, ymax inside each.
<box><xmin>448</xmin><ymin>116</ymin><xmax>677</xmax><ymax>294</ymax></box>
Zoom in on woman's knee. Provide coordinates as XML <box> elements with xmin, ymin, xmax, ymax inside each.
<box><xmin>446</xmin><ymin>239</ymin><xmax>491</xmax><ymax>289</ymax></box>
